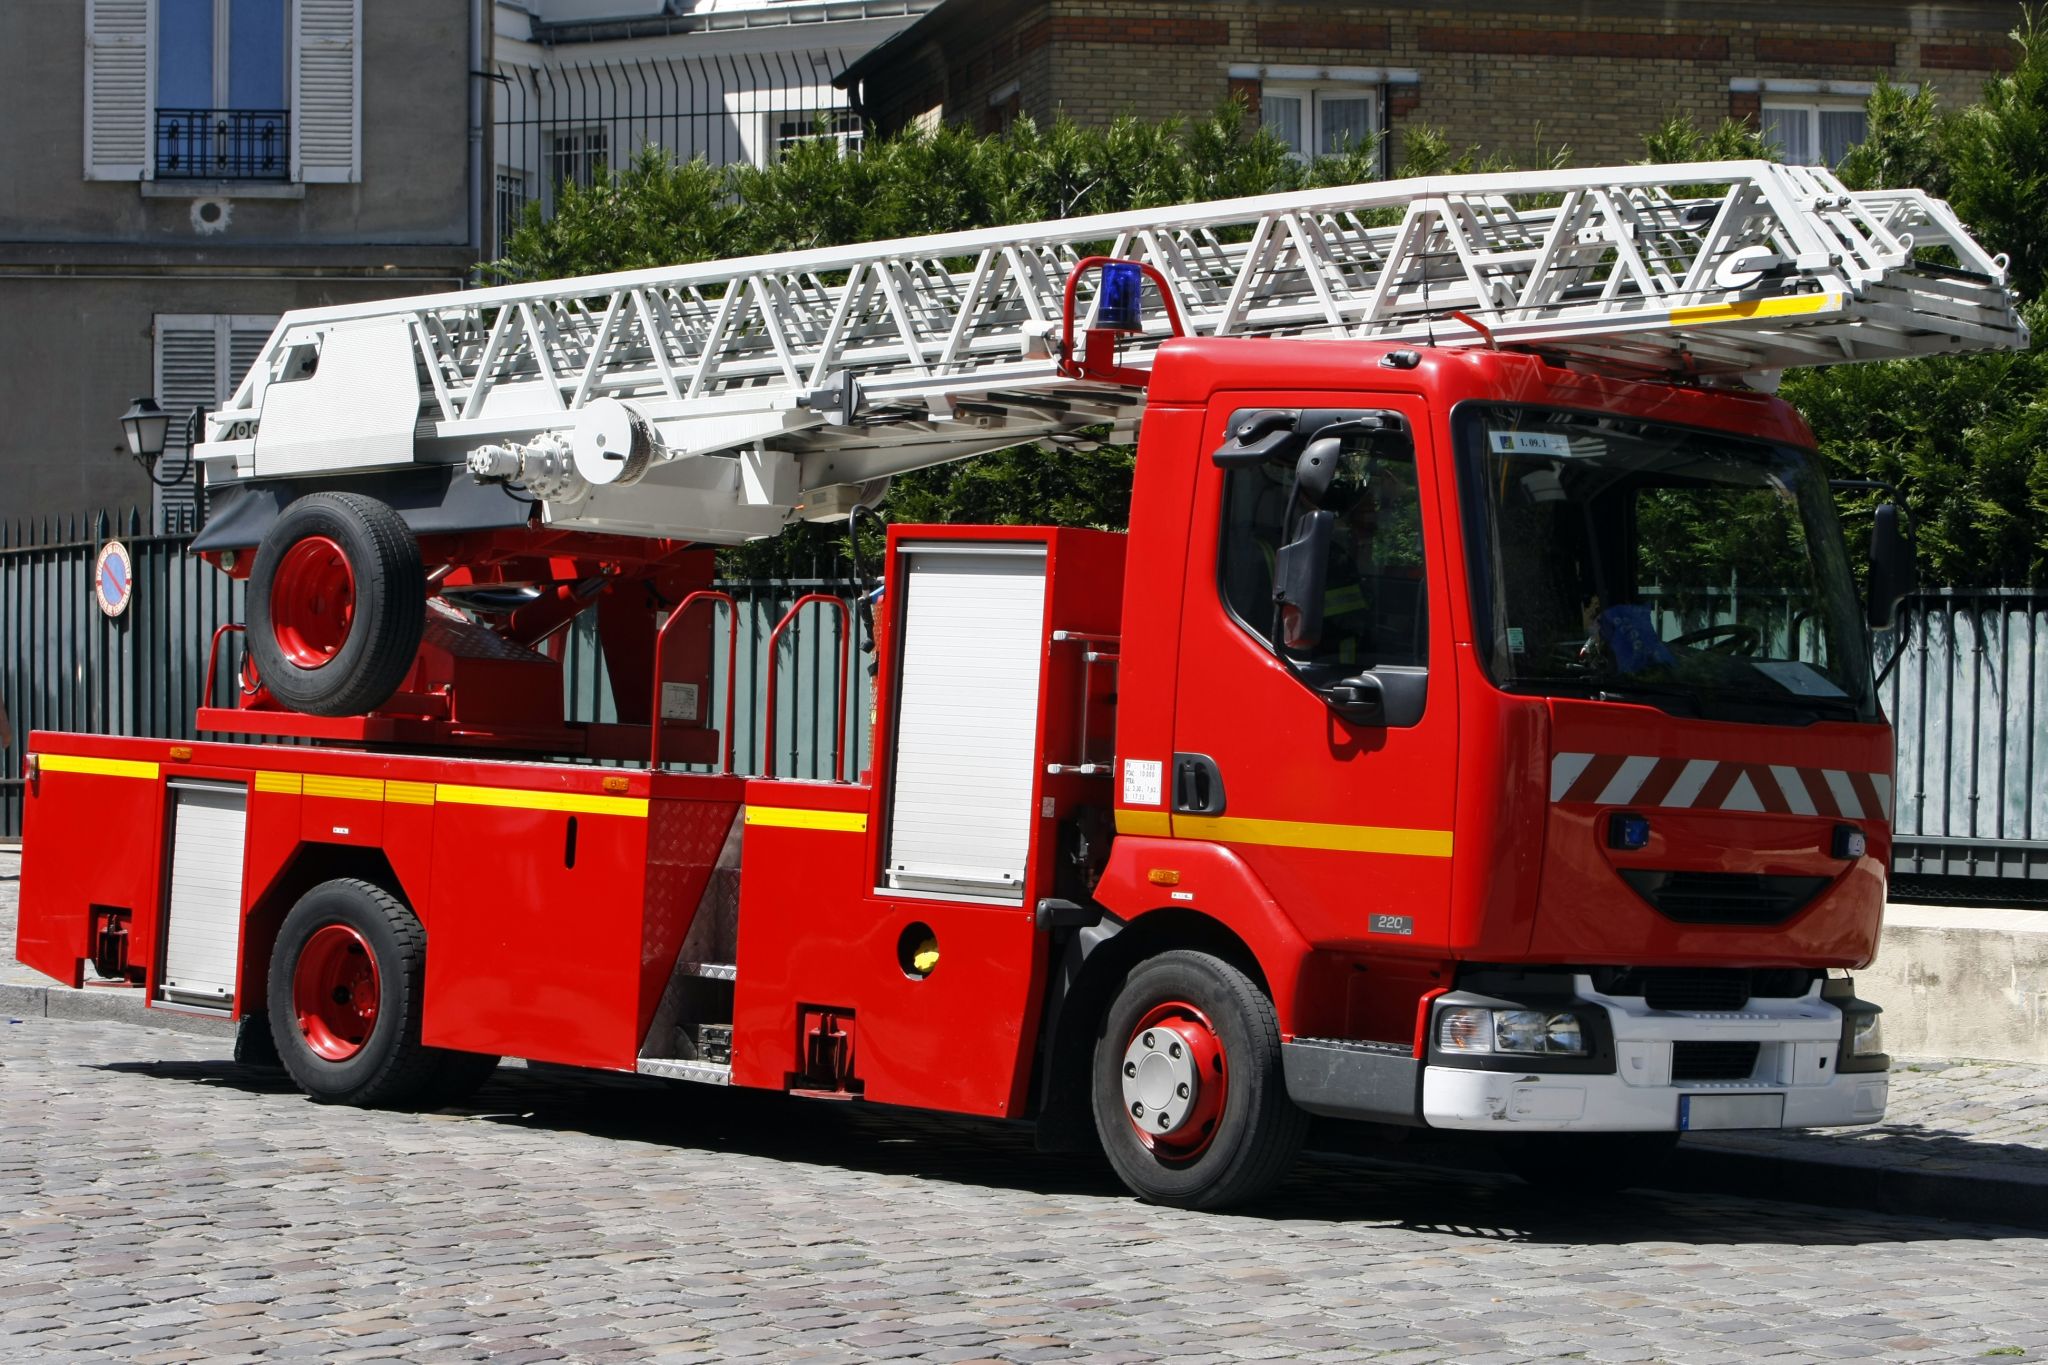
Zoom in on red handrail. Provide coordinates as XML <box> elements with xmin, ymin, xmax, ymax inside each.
<box><xmin>202</xmin><ymin>623</ymin><xmax>249</xmax><ymax>703</ymax></box>
<box><xmin>762</xmin><ymin>593</ymin><xmax>852</xmax><ymax>782</ymax></box>
<box><xmin>649</xmin><ymin>590</ymin><xmax>738</xmax><ymax>773</ymax></box>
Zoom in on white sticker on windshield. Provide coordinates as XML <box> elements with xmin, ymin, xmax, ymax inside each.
<box><xmin>1752</xmin><ymin>660</ymin><xmax>1849</xmax><ymax>698</ymax></box>
<box><xmin>1490</xmin><ymin>430</ymin><xmax>1574</xmax><ymax>457</ymax></box>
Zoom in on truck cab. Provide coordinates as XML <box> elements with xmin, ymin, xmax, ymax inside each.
<box><xmin>1073</xmin><ymin>336</ymin><xmax>1889</xmax><ymax>1198</ymax></box>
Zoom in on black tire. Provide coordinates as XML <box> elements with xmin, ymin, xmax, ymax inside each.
<box><xmin>1090</xmin><ymin>949</ymin><xmax>1307</xmax><ymax>1210</ymax></box>
<box><xmin>1497</xmin><ymin>1132</ymin><xmax>1680</xmax><ymax>1194</ymax></box>
<box><xmin>247</xmin><ymin>491</ymin><xmax>424</xmax><ymax>717</ymax></box>
<box><xmin>266</xmin><ymin>878</ymin><xmax>441</xmax><ymax>1107</ymax></box>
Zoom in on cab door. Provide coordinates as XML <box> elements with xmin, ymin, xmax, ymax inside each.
<box><xmin>1169</xmin><ymin>392</ymin><xmax>1460</xmax><ymax>954</ymax></box>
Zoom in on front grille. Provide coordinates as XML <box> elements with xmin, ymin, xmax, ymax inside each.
<box><xmin>1619</xmin><ymin>870</ymin><xmax>1829</xmax><ymax>925</ymax></box>
<box><xmin>1590</xmin><ymin>967</ymin><xmax>1818</xmax><ymax>1012</ymax></box>
<box><xmin>1672</xmin><ymin>1040</ymin><xmax>1760</xmax><ymax>1081</ymax></box>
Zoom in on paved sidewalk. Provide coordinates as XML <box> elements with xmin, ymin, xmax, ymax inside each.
<box><xmin>6</xmin><ymin>846</ymin><xmax>2047</xmax><ymax>1229</ymax></box>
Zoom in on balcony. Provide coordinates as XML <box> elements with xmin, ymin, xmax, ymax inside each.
<box><xmin>154</xmin><ymin>109</ymin><xmax>290</xmax><ymax>181</ymax></box>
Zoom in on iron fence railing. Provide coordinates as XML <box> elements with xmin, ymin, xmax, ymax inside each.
<box><xmin>154</xmin><ymin>109</ymin><xmax>290</xmax><ymax>180</ymax></box>
<box><xmin>491</xmin><ymin>50</ymin><xmax>859</xmax><ymax>251</ymax></box>
<box><xmin>1877</xmin><ymin>591</ymin><xmax>2048</xmax><ymax>883</ymax></box>
<box><xmin>4</xmin><ymin>515</ymin><xmax>2043</xmax><ymax>888</ymax></box>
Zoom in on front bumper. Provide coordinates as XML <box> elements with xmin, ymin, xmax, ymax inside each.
<box><xmin>1421</xmin><ymin>977</ymin><xmax>1887</xmax><ymax>1132</ymax></box>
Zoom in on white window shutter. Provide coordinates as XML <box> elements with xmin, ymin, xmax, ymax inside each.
<box><xmin>293</xmin><ymin>0</ymin><xmax>361</xmax><ymax>184</ymax></box>
<box><xmin>155</xmin><ymin>317</ymin><xmax>223</xmax><ymax>534</ymax></box>
<box><xmin>83</xmin><ymin>0</ymin><xmax>151</xmax><ymax>180</ymax></box>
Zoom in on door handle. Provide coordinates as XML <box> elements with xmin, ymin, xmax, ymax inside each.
<box><xmin>1172</xmin><ymin>752</ymin><xmax>1227</xmax><ymax>815</ymax></box>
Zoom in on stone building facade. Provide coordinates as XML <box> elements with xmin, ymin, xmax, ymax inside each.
<box><xmin>1</xmin><ymin>0</ymin><xmax>484</xmax><ymax>531</ymax></box>
<box><xmin>836</xmin><ymin>1</ymin><xmax>2023</xmax><ymax>174</ymax></box>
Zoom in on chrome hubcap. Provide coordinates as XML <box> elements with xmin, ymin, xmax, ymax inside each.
<box><xmin>1121</xmin><ymin>1024</ymin><xmax>1201</xmax><ymax>1135</ymax></box>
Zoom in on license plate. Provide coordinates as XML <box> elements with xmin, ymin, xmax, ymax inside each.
<box><xmin>1679</xmin><ymin>1093</ymin><xmax>1786</xmax><ymax>1131</ymax></box>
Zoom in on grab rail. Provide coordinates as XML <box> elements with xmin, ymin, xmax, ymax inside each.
<box><xmin>762</xmin><ymin>594</ymin><xmax>852</xmax><ymax>782</ymax></box>
<box><xmin>649</xmin><ymin>590</ymin><xmax>738</xmax><ymax>772</ymax></box>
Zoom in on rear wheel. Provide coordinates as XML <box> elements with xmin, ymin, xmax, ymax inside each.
<box><xmin>1090</xmin><ymin>950</ymin><xmax>1307</xmax><ymax>1210</ymax></box>
<box><xmin>247</xmin><ymin>492</ymin><xmax>423</xmax><ymax>717</ymax></box>
<box><xmin>267</xmin><ymin>878</ymin><xmax>440</xmax><ymax>1107</ymax></box>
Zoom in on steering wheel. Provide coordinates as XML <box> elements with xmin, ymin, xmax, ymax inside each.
<box><xmin>1667</xmin><ymin>622</ymin><xmax>1761</xmax><ymax>656</ymax></box>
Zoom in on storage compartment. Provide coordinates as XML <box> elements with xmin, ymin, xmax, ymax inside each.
<box><xmin>157</xmin><ymin>780</ymin><xmax>250</xmax><ymax>1010</ymax></box>
<box><xmin>884</xmin><ymin>542</ymin><xmax>1049</xmax><ymax>901</ymax></box>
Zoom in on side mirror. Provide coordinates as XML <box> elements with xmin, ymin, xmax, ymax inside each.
<box><xmin>1293</xmin><ymin>436</ymin><xmax>1343</xmax><ymax>508</ymax></box>
<box><xmin>1867</xmin><ymin>502</ymin><xmax>1914</xmax><ymax>630</ymax></box>
<box><xmin>1273</xmin><ymin>509</ymin><xmax>1334</xmax><ymax>651</ymax></box>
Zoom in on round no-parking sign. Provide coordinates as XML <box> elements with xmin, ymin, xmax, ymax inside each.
<box><xmin>94</xmin><ymin>539</ymin><xmax>133</xmax><ymax>618</ymax></box>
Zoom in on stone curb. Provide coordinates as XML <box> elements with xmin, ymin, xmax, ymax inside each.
<box><xmin>0</xmin><ymin>981</ymin><xmax>234</xmax><ymax>1037</ymax></box>
<box><xmin>13</xmin><ymin>982</ymin><xmax>2048</xmax><ymax>1233</ymax></box>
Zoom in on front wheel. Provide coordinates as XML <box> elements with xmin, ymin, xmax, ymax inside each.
<box><xmin>1090</xmin><ymin>949</ymin><xmax>1307</xmax><ymax>1210</ymax></box>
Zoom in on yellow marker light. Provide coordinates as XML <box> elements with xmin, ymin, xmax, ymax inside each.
<box><xmin>1147</xmin><ymin>868</ymin><xmax>1181</xmax><ymax>886</ymax></box>
<box><xmin>601</xmin><ymin>776</ymin><xmax>631</xmax><ymax>794</ymax></box>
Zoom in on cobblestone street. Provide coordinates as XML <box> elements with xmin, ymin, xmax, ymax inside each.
<box><xmin>4</xmin><ymin>1009</ymin><xmax>2048</xmax><ymax>1363</ymax></box>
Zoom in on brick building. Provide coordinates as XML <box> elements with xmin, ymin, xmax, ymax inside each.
<box><xmin>834</xmin><ymin>1</ymin><xmax>2023</xmax><ymax>173</ymax></box>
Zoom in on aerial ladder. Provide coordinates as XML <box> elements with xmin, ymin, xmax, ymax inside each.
<box><xmin>184</xmin><ymin>159</ymin><xmax>2024</xmax><ymax>743</ymax></box>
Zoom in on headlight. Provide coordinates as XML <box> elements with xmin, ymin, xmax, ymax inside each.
<box><xmin>1850</xmin><ymin>1012</ymin><xmax>1884</xmax><ymax>1057</ymax></box>
<box><xmin>1437</xmin><ymin>1006</ymin><xmax>1590</xmax><ymax>1057</ymax></box>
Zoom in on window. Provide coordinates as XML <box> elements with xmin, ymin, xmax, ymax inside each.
<box><xmin>766</xmin><ymin>110</ymin><xmax>863</xmax><ymax>164</ymax></box>
<box><xmin>86</xmin><ymin>0</ymin><xmax>360</xmax><ymax>183</ymax></box>
<box><xmin>1219</xmin><ymin>416</ymin><xmax>1428</xmax><ymax>673</ymax></box>
<box><xmin>154</xmin><ymin>0</ymin><xmax>287</xmax><ymax>179</ymax></box>
<box><xmin>495</xmin><ymin>170</ymin><xmax>533</xmax><ymax>250</ymax></box>
<box><xmin>1453</xmin><ymin>405</ymin><xmax>1875</xmax><ymax>723</ymax></box>
<box><xmin>1261</xmin><ymin>84</ymin><xmax>1380</xmax><ymax>163</ymax></box>
<box><xmin>154</xmin><ymin>314</ymin><xmax>278</xmax><ymax>533</ymax></box>
<box><xmin>550</xmin><ymin>127</ymin><xmax>610</xmax><ymax>197</ymax></box>
<box><xmin>1762</xmin><ymin>101</ymin><xmax>1867</xmax><ymax>167</ymax></box>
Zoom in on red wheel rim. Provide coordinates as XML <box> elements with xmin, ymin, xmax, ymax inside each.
<box><xmin>1119</xmin><ymin>1000</ymin><xmax>1230</xmax><ymax>1161</ymax></box>
<box><xmin>292</xmin><ymin>923</ymin><xmax>380</xmax><ymax>1061</ymax></box>
<box><xmin>270</xmin><ymin>536</ymin><xmax>356</xmax><ymax>669</ymax></box>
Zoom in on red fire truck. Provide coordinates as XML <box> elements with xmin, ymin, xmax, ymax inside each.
<box><xmin>15</xmin><ymin>163</ymin><xmax>2027</xmax><ymax>1207</ymax></box>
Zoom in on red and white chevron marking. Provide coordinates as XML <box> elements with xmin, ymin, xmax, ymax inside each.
<box><xmin>1551</xmin><ymin>752</ymin><xmax>1892</xmax><ymax>819</ymax></box>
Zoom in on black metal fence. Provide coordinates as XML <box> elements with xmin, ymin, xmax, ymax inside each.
<box><xmin>491</xmin><ymin>49</ymin><xmax>860</xmax><ymax>251</ymax></box>
<box><xmin>5</xmin><ymin>516</ymin><xmax>2044</xmax><ymax>889</ymax></box>
<box><xmin>1878</xmin><ymin>590</ymin><xmax>2048</xmax><ymax>883</ymax></box>
<box><xmin>154</xmin><ymin>109</ymin><xmax>290</xmax><ymax>180</ymax></box>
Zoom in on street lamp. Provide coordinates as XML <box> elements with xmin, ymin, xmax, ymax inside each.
<box><xmin>119</xmin><ymin>395</ymin><xmax>197</xmax><ymax>488</ymax></box>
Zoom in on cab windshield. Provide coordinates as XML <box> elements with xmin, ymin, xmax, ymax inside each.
<box><xmin>1454</xmin><ymin>404</ymin><xmax>1875</xmax><ymax>723</ymax></box>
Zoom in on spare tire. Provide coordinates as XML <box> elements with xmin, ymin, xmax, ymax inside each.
<box><xmin>248</xmin><ymin>491</ymin><xmax>424</xmax><ymax>717</ymax></box>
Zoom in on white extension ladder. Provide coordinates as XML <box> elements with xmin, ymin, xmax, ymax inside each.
<box><xmin>198</xmin><ymin>160</ymin><xmax>2027</xmax><ymax>542</ymax></box>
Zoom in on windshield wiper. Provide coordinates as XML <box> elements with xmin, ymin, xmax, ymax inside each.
<box><xmin>1498</xmin><ymin>676</ymin><xmax>1702</xmax><ymax>716</ymax></box>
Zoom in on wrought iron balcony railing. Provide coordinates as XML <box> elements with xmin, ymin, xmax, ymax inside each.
<box><xmin>154</xmin><ymin>109</ymin><xmax>290</xmax><ymax>181</ymax></box>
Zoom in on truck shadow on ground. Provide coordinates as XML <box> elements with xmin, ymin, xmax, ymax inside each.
<box><xmin>92</xmin><ymin>1056</ymin><xmax>2037</xmax><ymax>1247</ymax></box>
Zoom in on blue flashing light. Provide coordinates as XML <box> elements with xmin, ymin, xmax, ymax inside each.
<box><xmin>1098</xmin><ymin>261</ymin><xmax>1144</xmax><ymax>332</ymax></box>
<box><xmin>1608</xmin><ymin>812</ymin><xmax>1651</xmax><ymax>851</ymax></box>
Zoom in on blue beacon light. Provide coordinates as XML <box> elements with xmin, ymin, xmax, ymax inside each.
<box><xmin>1098</xmin><ymin>261</ymin><xmax>1145</xmax><ymax>332</ymax></box>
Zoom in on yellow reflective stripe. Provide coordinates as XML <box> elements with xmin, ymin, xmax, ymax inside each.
<box><xmin>254</xmin><ymin>771</ymin><xmax>302</xmax><ymax>794</ymax></box>
<box><xmin>1173</xmin><ymin>813</ymin><xmax>1453</xmax><ymax>858</ymax></box>
<box><xmin>436</xmin><ymin>783</ymin><xmax>648</xmax><ymax>818</ymax></box>
<box><xmin>384</xmin><ymin>780</ymin><xmax>436</xmax><ymax>806</ymax></box>
<box><xmin>302</xmin><ymin>774</ymin><xmax>385</xmax><ymax>803</ymax></box>
<box><xmin>1670</xmin><ymin>293</ymin><xmax>1838</xmax><ymax>327</ymax></box>
<box><xmin>1114</xmin><ymin>809</ymin><xmax>1173</xmax><ymax>837</ymax></box>
<box><xmin>37</xmin><ymin>754</ymin><xmax>159</xmax><ymax>780</ymax></box>
<box><xmin>745</xmin><ymin>805</ymin><xmax>867</xmax><ymax>833</ymax></box>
